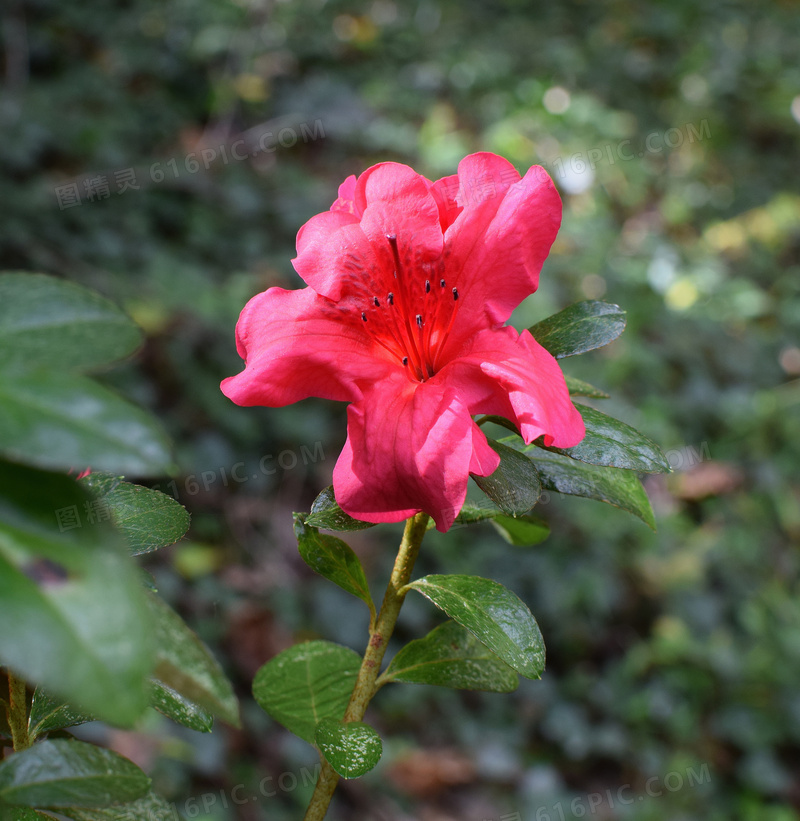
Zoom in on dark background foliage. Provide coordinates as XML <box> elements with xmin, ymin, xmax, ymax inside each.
<box><xmin>3</xmin><ymin>0</ymin><xmax>799</xmax><ymax>818</ymax></box>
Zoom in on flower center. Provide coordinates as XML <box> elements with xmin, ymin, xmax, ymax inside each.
<box><xmin>358</xmin><ymin>234</ymin><xmax>460</xmax><ymax>382</ymax></box>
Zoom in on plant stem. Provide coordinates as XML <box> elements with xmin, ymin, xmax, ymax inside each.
<box><xmin>302</xmin><ymin>512</ymin><xmax>430</xmax><ymax>821</ymax></box>
<box><xmin>6</xmin><ymin>671</ymin><xmax>31</xmax><ymax>752</ymax></box>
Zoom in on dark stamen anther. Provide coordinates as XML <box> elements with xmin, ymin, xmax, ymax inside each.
<box><xmin>373</xmin><ymin>297</ymin><xmax>380</xmax><ymax>307</ymax></box>
<box><xmin>452</xmin><ymin>287</ymin><xmax>459</xmax><ymax>301</ymax></box>
<box><xmin>425</xmin><ymin>280</ymin><xmax>431</xmax><ymax>293</ymax></box>
<box><xmin>387</xmin><ymin>292</ymin><xmax>394</xmax><ymax>305</ymax></box>
<box><xmin>416</xmin><ymin>314</ymin><xmax>423</xmax><ymax>328</ymax></box>
<box><xmin>361</xmin><ymin>312</ymin><xmax>367</xmax><ymax>322</ymax></box>
<box><xmin>402</xmin><ymin>356</ymin><xmax>408</xmax><ymax>366</ymax></box>
<box><xmin>440</xmin><ymin>278</ymin><xmax>446</xmax><ymax>288</ymax></box>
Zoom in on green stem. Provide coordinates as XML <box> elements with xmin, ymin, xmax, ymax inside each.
<box><xmin>6</xmin><ymin>671</ymin><xmax>31</xmax><ymax>752</ymax></box>
<box><xmin>302</xmin><ymin>512</ymin><xmax>430</xmax><ymax>821</ymax></box>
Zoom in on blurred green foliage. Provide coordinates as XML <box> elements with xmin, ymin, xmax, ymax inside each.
<box><xmin>2</xmin><ymin>0</ymin><xmax>799</xmax><ymax>818</ymax></box>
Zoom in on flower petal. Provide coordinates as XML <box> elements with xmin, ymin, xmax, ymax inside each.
<box><xmin>293</xmin><ymin>212</ymin><xmax>368</xmax><ymax>300</ymax></box>
<box><xmin>354</xmin><ymin>162</ymin><xmax>443</xmax><ymax>267</ymax></box>
<box><xmin>439</xmin><ymin>326</ymin><xmax>585</xmax><ymax>448</ymax></box>
<box><xmin>428</xmin><ymin>173</ymin><xmax>461</xmax><ymax>230</ymax></box>
<box><xmin>221</xmin><ymin>287</ymin><xmax>392</xmax><ymax>407</ymax></box>
<box><xmin>469</xmin><ymin>422</ymin><xmax>501</xmax><ymax>475</ymax></box>
<box><xmin>293</xmin><ymin>163</ymin><xmax>443</xmax><ymax>302</ymax></box>
<box><xmin>332</xmin><ymin>375</ymin><xmax>480</xmax><ymax>531</ymax></box>
<box><xmin>331</xmin><ymin>174</ymin><xmax>358</xmax><ymax>214</ymax></box>
<box><xmin>444</xmin><ymin>155</ymin><xmax>562</xmax><ymax>333</ymax></box>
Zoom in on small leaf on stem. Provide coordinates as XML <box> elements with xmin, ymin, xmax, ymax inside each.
<box><xmin>407</xmin><ymin>575</ymin><xmax>546</xmax><ymax>680</ymax></box>
<box><xmin>315</xmin><ymin>718</ymin><xmax>383</xmax><ymax>779</ymax></box>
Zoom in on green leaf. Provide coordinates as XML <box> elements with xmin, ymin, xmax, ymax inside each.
<box><xmin>315</xmin><ymin>718</ymin><xmax>382</xmax><ymax>779</ymax></box>
<box><xmin>512</xmin><ymin>444</ymin><xmax>656</xmax><ymax>528</ymax></box>
<box><xmin>294</xmin><ymin>515</ymin><xmax>374</xmax><ymax>613</ymax></box>
<box><xmin>147</xmin><ymin>592</ymin><xmax>239</xmax><ymax>728</ymax></box>
<box><xmin>475</xmin><ymin>415</ymin><xmax>520</xmax><ymax>435</ymax></box>
<box><xmin>539</xmin><ymin>405</ymin><xmax>671</xmax><ymax>474</ymax></box>
<box><xmin>252</xmin><ymin>641</ymin><xmax>361</xmax><ymax>744</ymax></box>
<box><xmin>565</xmin><ymin>375</ymin><xmax>610</xmax><ymax>399</ymax></box>
<box><xmin>58</xmin><ymin>792</ymin><xmax>176</xmax><ymax>821</ymax></box>
<box><xmin>80</xmin><ymin>473</ymin><xmax>190</xmax><ymax>556</ymax></box>
<box><xmin>406</xmin><ymin>575</ymin><xmax>546</xmax><ymax>680</ymax></box>
<box><xmin>0</xmin><ymin>273</ymin><xmax>142</xmax><ymax>374</ymax></box>
<box><xmin>472</xmin><ymin>438</ymin><xmax>541</xmax><ymax>516</ymax></box>
<box><xmin>0</xmin><ymin>808</ymin><xmax>54</xmax><ymax>820</ymax></box>
<box><xmin>491</xmin><ymin>514</ymin><xmax>550</xmax><ymax>546</ymax></box>
<box><xmin>28</xmin><ymin>689</ymin><xmax>94</xmax><ymax>741</ymax></box>
<box><xmin>149</xmin><ymin>680</ymin><xmax>214</xmax><ymax>734</ymax></box>
<box><xmin>0</xmin><ymin>739</ymin><xmax>149</xmax><ymax>808</ymax></box>
<box><xmin>306</xmin><ymin>487</ymin><xmax>375</xmax><ymax>531</ymax></box>
<box><xmin>0</xmin><ymin>371</ymin><xmax>171</xmax><ymax>477</ymax></box>
<box><xmin>529</xmin><ymin>300</ymin><xmax>626</xmax><ymax>359</ymax></box>
<box><xmin>454</xmin><ymin>501</ymin><xmax>504</xmax><ymax>524</ymax></box>
<box><xmin>383</xmin><ymin>621</ymin><xmax>519</xmax><ymax>692</ymax></box>
<box><xmin>0</xmin><ymin>461</ymin><xmax>153</xmax><ymax>725</ymax></box>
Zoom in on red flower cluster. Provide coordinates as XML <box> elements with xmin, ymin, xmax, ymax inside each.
<box><xmin>222</xmin><ymin>153</ymin><xmax>584</xmax><ymax>531</ymax></box>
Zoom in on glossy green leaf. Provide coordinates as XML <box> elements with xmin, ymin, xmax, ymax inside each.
<box><xmin>315</xmin><ymin>718</ymin><xmax>382</xmax><ymax>779</ymax></box>
<box><xmin>0</xmin><ymin>273</ymin><xmax>142</xmax><ymax>374</ymax></box>
<box><xmin>58</xmin><ymin>792</ymin><xmax>176</xmax><ymax>821</ymax></box>
<box><xmin>80</xmin><ymin>473</ymin><xmax>190</xmax><ymax>556</ymax></box>
<box><xmin>147</xmin><ymin>592</ymin><xmax>239</xmax><ymax>728</ymax></box>
<box><xmin>252</xmin><ymin>641</ymin><xmax>361</xmax><ymax>744</ymax></box>
<box><xmin>512</xmin><ymin>444</ymin><xmax>656</xmax><ymax>528</ymax></box>
<box><xmin>472</xmin><ymin>438</ymin><xmax>541</xmax><ymax>516</ymax></box>
<box><xmin>28</xmin><ymin>689</ymin><xmax>94</xmax><ymax>741</ymax></box>
<box><xmin>565</xmin><ymin>375</ymin><xmax>610</xmax><ymax>399</ymax></box>
<box><xmin>539</xmin><ymin>405</ymin><xmax>671</xmax><ymax>473</ymax></box>
<box><xmin>455</xmin><ymin>501</ymin><xmax>504</xmax><ymax>524</ymax></box>
<box><xmin>491</xmin><ymin>514</ymin><xmax>550</xmax><ymax>546</ymax></box>
<box><xmin>0</xmin><ymin>739</ymin><xmax>149</xmax><ymax>808</ymax></box>
<box><xmin>0</xmin><ymin>371</ymin><xmax>171</xmax><ymax>477</ymax></box>
<box><xmin>406</xmin><ymin>575</ymin><xmax>546</xmax><ymax>679</ymax></box>
<box><xmin>294</xmin><ymin>515</ymin><xmax>374</xmax><ymax>612</ymax></box>
<box><xmin>0</xmin><ymin>461</ymin><xmax>153</xmax><ymax>725</ymax></box>
<box><xmin>306</xmin><ymin>486</ymin><xmax>375</xmax><ymax>531</ymax></box>
<box><xmin>529</xmin><ymin>300</ymin><xmax>626</xmax><ymax>359</ymax></box>
<box><xmin>383</xmin><ymin>621</ymin><xmax>519</xmax><ymax>692</ymax></box>
<box><xmin>149</xmin><ymin>680</ymin><xmax>214</xmax><ymax>733</ymax></box>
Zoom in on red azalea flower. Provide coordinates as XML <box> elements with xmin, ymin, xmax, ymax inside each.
<box><xmin>222</xmin><ymin>152</ymin><xmax>585</xmax><ymax>531</ymax></box>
